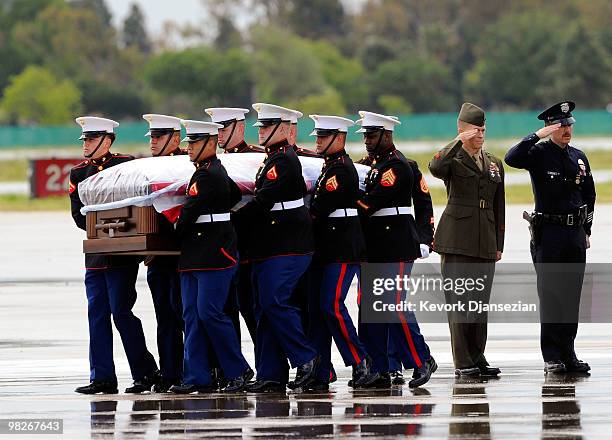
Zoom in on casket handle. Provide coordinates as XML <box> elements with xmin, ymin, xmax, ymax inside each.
<box><xmin>95</xmin><ymin>221</ymin><xmax>127</xmax><ymax>230</ymax></box>
<box><xmin>95</xmin><ymin>221</ymin><xmax>128</xmax><ymax>238</ymax></box>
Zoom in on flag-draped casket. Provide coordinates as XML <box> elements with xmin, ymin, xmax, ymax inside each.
<box><xmin>79</xmin><ymin>153</ymin><xmax>369</xmax><ymax>255</ymax></box>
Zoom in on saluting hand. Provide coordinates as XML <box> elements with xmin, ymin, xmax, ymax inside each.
<box><xmin>535</xmin><ymin>123</ymin><xmax>562</xmax><ymax>139</ymax></box>
<box><xmin>455</xmin><ymin>129</ymin><xmax>479</xmax><ymax>143</ymax></box>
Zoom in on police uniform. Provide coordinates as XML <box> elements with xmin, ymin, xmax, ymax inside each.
<box><xmin>304</xmin><ymin>115</ymin><xmax>369</xmax><ymax>390</ymax></box>
<box><xmin>142</xmin><ymin>114</ymin><xmax>186</xmax><ymax>391</ymax></box>
<box><xmin>70</xmin><ymin>117</ymin><xmax>158</xmax><ymax>395</ymax></box>
<box><xmin>233</xmin><ymin>103</ymin><xmax>318</xmax><ymax>392</ymax></box>
<box><xmin>171</xmin><ymin>120</ymin><xmax>252</xmax><ymax>393</ymax></box>
<box><xmin>429</xmin><ymin>103</ymin><xmax>505</xmax><ymax>376</ymax></box>
<box><xmin>355</xmin><ymin>111</ymin><xmax>437</xmax><ymax>388</ymax></box>
<box><xmin>505</xmin><ymin>101</ymin><xmax>595</xmax><ymax>373</ymax></box>
<box><xmin>205</xmin><ymin>107</ymin><xmax>261</xmax><ymax>347</ymax></box>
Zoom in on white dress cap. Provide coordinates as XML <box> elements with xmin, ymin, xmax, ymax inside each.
<box><xmin>75</xmin><ymin>116</ymin><xmax>119</xmax><ymax>139</ymax></box>
<box><xmin>180</xmin><ymin>120</ymin><xmax>224</xmax><ymax>141</ymax></box>
<box><xmin>309</xmin><ymin>115</ymin><xmax>354</xmax><ymax>136</ymax></box>
<box><xmin>205</xmin><ymin>107</ymin><xmax>249</xmax><ymax>123</ymax></box>
<box><xmin>142</xmin><ymin>114</ymin><xmax>182</xmax><ymax>136</ymax></box>
<box><xmin>355</xmin><ymin>111</ymin><xmax>401</xmax><ymax>133</ymax></box>
<box><xmin>252</xmin><ymin>103</ymin><xmax>296</xmax><ymax>126</ymax></box>
<box><xmin>287</xmin><ymin>108</ymin><xmax>303</xmax><ymax>124</ymax></box>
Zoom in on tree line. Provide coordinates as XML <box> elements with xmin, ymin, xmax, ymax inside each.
<box><xmin>0</xmin><ymin>0</ymin><xmax>610</xmax><ymax>125</ymax></box>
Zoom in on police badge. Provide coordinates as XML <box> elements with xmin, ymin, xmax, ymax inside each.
<box><xmin>561</xmin><ymin>102</ymin><xmax>570</xmax><ymax>113</ymax></box>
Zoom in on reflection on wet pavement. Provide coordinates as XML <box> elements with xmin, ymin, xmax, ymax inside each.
<box><xmin>3</xmin><ymin>367</ymin><xmax>612</xmax><ymax>438</ymax></box>
<box><xmin>541</xmin><ymin>374</ymin><xmax>588</xmax><ymax>440</ymax></box>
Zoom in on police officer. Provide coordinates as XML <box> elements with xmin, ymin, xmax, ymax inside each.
<box><xmin>142</xmin><ymin>114</ymin><xmax>186</xmax><ymax>392</ymax></box>
<box><xmin>429</xmin><ymin>103</ymin><xmax>505</xmax><ymax>377</ymax></box>
<box><xmin>233</xmin><ymin>103</ymin><xmax>319</xmax><ymax>393</ymax></box>
<box><xmin>305</xmin><ymin>115</ymin><xmax>370</xmax><ymax>391</ymax></box>
<box><xmin>505</xmin><ymin>101</ymin><xmax>595</xmax><ymax>374</ymax></box>
<box><xmin>205</xmin><ymin>107</ymin><xmax>262</xmax><ymax>348</ymax></box>
<box><xmin>70</xmin><ymin>117</ymin><xmax>159</xmax><ymax>394</ymax></box>
<box><xmin>355</xmin><ymin>111</ymin><xmax>437</xmax><ymax>388</ymax></box>
<box><xmin>170</xmin><ymin>120</ymin><xmax>253</xmax><ymax>393</ymax></box>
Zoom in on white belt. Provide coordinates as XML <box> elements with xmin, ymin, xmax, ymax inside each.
<box><xmin>196</xmin><ymin>213</ymin><xmax>231</xmax><ymax>223</ymax></box>
<box><xmin>329</xmin><ymin>208</ymin><xmax>358</xmax><ymax>218</ymax></box>
<box><xmin>371</xmin><ymin>206</ymin><xmax>414</xmax><ymax>217</ymax></box>
<box><xmin>271</xmin><ymin>198</ymin><xmax>304</xmax><ymax>211</ymax></box>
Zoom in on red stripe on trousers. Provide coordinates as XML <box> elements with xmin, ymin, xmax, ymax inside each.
<box><xmin>334</xmin><ymin>263</ymin><xmax>361</xmax><ymax>365</ymax></box>
<box><xmin>396</xmin><ymin>261</ymin><xmax>422</xmax><ymax>368</ymax></box>
<box><xmin>406</xmin><ymin>403</ymin><xmax>422</xmax><ymax>435</ymax></box>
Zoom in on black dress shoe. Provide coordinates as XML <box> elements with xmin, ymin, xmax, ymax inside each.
<box><xmin>478</xmin><ymin>364</ymin><xmax>501</xmax><ymax>377</ymax></box>
<box><xmin>125</xmin><ymin>370</ymin><xmax>161</xmax><ymax>394</ymax></box>
<box><xmin>224</xmin><ymin>368</ymin><xmax>255</xmax><ymax>393</ymax></box>
<box><xmin>153</xmin><ymin>378</ymin><xmax>181</xmax><ymax>393</ymax></box>
<box><xmin>409</xmin><ymin>356</ymin><xmax>437</xmax><ymax>388</ymax></box>
<box><xmin>302</xmin><ymin>379</ymin><xmax>329</xmax><ymax>392</ymax></box>
<box><xmin>169</xmin><ymin>383</ymin><xmax>216</xmax><ymax>394</ymax></box>
<box><xmin>75</xmin><ymin>380</ymin><xmax>118</xmax><ymax>395</ymax></box>
<box><xmin>544</xmin><ymin>360</ymin><xmax>567</xmax><ymax>374</ymax></box>
<box><xmin>357</xmin><ymin>372</ymin><xmax>391</xmax><ymax>389</ymax></box>
<box><xmin>350</xmin><ymin>357</ymin><xmax>370</xmax><ymax>388</ymax></box>
<box><xmin>390</xmin><ymin>370</ymin><xmax>406</xmax><ymax>385</ymax></box>
<box><xmin>454</xmin><ymin>366</ymin><xmax>481</xmax><ymax>377</ymax></box>
<box><xmin>564</xmin><ymin>358</ymin><xmax>590</xmax><ymax>373</ymax></box>
<box><xmin>246</xmin><ymin>380</ymin><xmax>286</xmax><ymax>393</ymax></box>
<box><xmin>212</xmin><ymin>367</ymin><xmax>228</xmax><ymax>391</ymax></box>
<box><xmin>291</xmin><ymin>356</ymin><xmax>320</xmax><ymax>390</ymax></box>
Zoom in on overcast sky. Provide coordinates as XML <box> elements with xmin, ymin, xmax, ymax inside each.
<box><xmin>105</xmin><ymin>0</ymin><xmax>365</xmax><ymax>36</ymax></box>
<box><xmin>105</xmin><ymin>0</ymin><xmax>204</xmax><ymax>34</ymax></box>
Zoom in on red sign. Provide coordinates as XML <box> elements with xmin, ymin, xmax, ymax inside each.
<box><xmin>30</xmin><ymin>158</ymin><xmax>82</xmax><ymax>198</ymax></box>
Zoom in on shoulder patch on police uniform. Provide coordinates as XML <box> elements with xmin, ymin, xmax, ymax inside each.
<box><xmin>68</xmin><ymin>181</ymin><xmax>76</xmax><ymax>194</ymax></box>
<box><xmin>266</xmin><ymin>165</ymin><xmax>278</xmax><ymax>180</ymax></box>
<box><xmin>325</xmin><ymin>175</ymin><xmax>339</xmax><ymax>191</ymax></box>
<box><xmin>188</xmin><ymin>182</ymin><xmax>199</xmax><ymax>196</ymax></box>
<box><xmin>381</xmin><ymin>169</ymin><xmax>396</xmax><ymax>187</ymax></box>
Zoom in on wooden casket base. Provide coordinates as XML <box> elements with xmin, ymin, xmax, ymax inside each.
<box><xmin>83</xmin><ymin>206</ymin><xmax>179</xmax><ymax>255</ymax></box>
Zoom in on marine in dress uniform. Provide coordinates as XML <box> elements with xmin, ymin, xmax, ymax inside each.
<box><xmin>355</xmin><ymin>116</ymin><xmax>405</xmax><ymax>385</ymax></box>
<box><xmin>505</xmin><ymin>101</ymin><xmax>595</xmax><ymax>374</ymax></box>
<box><xmin>355</xmin><ymin>111</ymin><xmax>437</xmax><ymax>389</ymax></box>
<box><xmin>305</xmin><ymin>115</ymin><xmax>370</xmax><ymax>391</ymax></box>
<box><xmin>142</xmin><ymin>114</ymin><xmax>186</xmax><ymax>392</ymax></box>
<box><xmin>233</xmin><ymin>103</ymin><xmax>319</xmax><ymax>393</ymax></box>
<box><xmin>205</xmin><ymin>107</ymin><xmax>261</xmax><ymax>348</ymax></box>
<box><xmin>429</xmin><ymin>103</ymin><xmax>505</xmax><ymax>377</ymax></box>
<box><xmin>70</xmin><ymin>117</ymin><xmax>159</xmax><ymax>395</ymax></box>
<box><xmin>287</xmin><ymin>108</ymin><xmax>320</xmax><ymax>158</ymax></box>
<box><xmin>284</xmin><ymin>107</ymin><xmax>340</xmax><ymax>385</ymax></box>
<box><xmin>170</xmin><ymin>120</ymin><xmax>253</xmax><ymax>394</ymax></box>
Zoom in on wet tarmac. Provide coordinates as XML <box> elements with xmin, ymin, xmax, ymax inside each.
<box><xmin>2</xmin><ymin>361</ymin><xmax>612</xmax><ymax>438</ymax></box>
<box><xmin>2</xmin><ymin>208</ymin><xmax>612</xmax><ymax>438</ymax></box>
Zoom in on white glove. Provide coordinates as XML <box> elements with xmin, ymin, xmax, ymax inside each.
<box><xmin>419</xmin><ymin>244</ymin><xmax>430</xmax><ymax>259</ymax></box>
